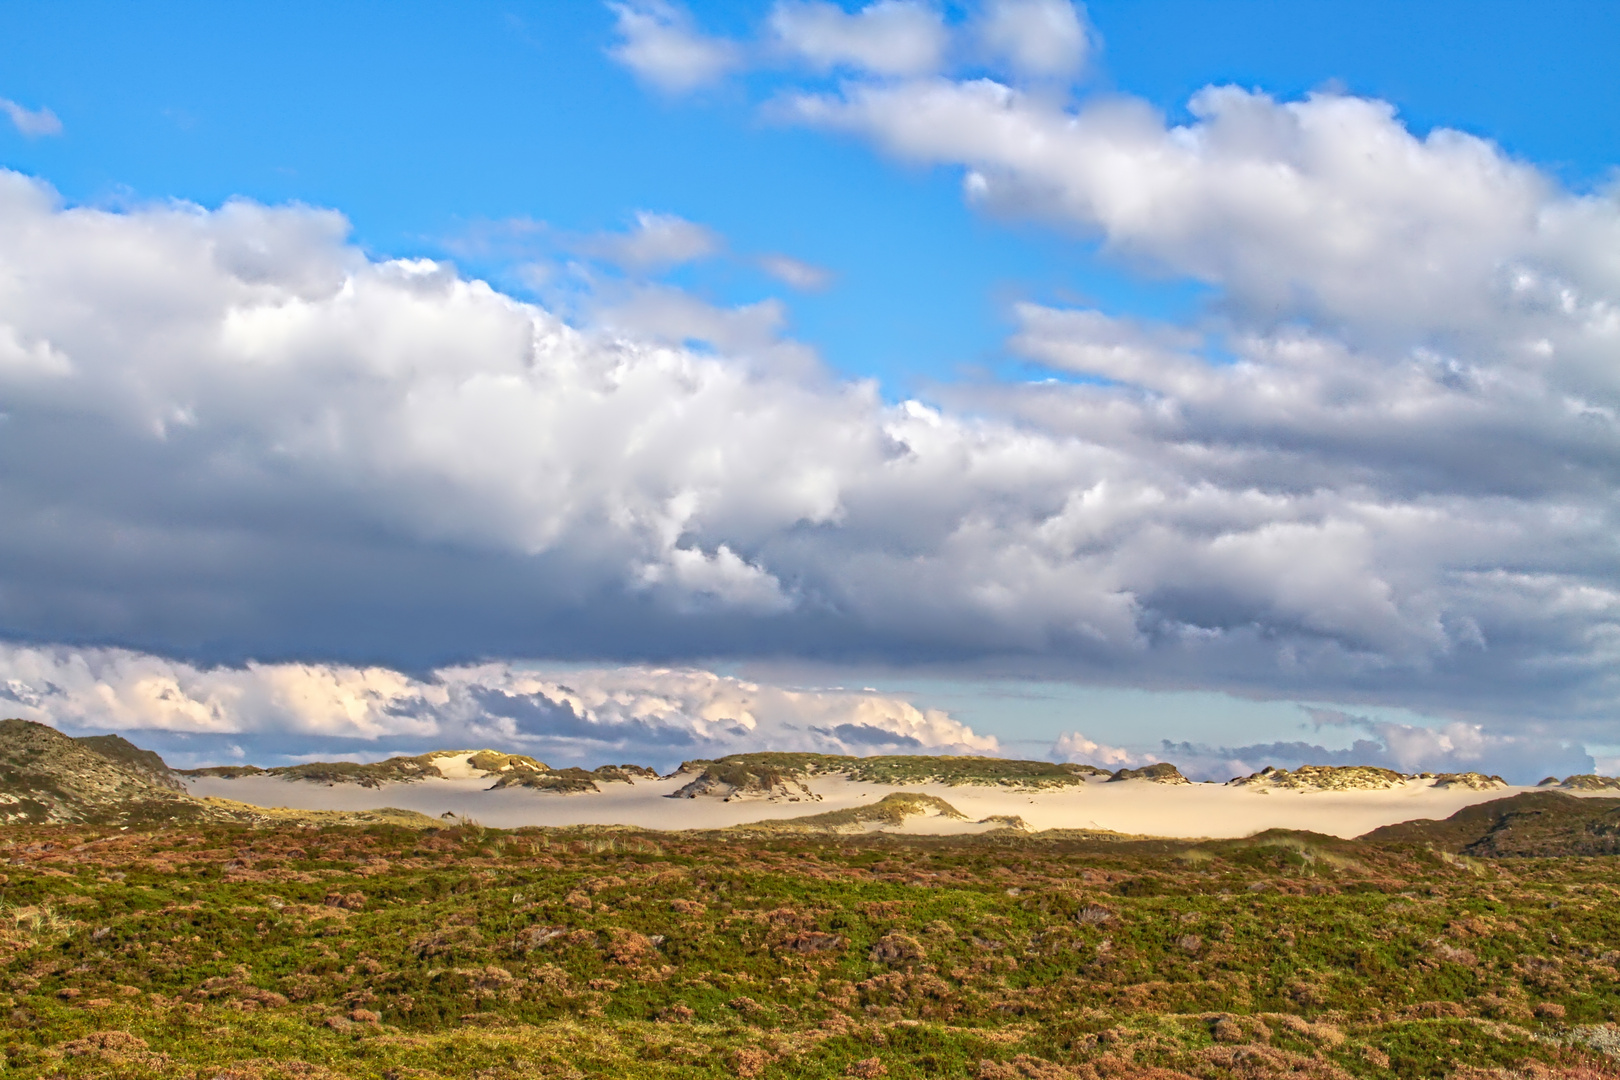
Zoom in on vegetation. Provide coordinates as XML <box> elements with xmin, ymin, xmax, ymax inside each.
<box><xmin>671</xmin><ymin>754</ymin><xmax>1104</xmax><ymax>798</ymax></box>
<box><xmin>1364</xmin><ymin>792</ymin><xmax>1620</xmax><ymax>857</ymax></box>
<box><xmin>490</xmin><ymin>766</ymin><xmax>658</xmax><ymax>794</ymax></box>
<box><xmin>0</xmin><ymin>815</ymin><xmax>1618</xmax><ymax>1079</ymax></box>
<box><xmin>735</xmin><ymin>793</ymin><xmax>973</xmax><ymax>833</ymax></box>
<box><xmin>183</xmin><ymin>753</ymin><xmax>458</xmax><ymax>788</ymax></box>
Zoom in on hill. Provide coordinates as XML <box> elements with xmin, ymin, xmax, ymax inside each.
<box><xmin>0</xmin><ymin>718</ymin><xmax>209</xmax><ymax>825</ymax></box>
<box><xmin>0</xmin><ymin>719</ymin><xmax>455</xmax><ymax>828</ymax></box>
<box><xmin>666</xmin><ymin>752</ymin><xmax>1113</xmax><ymax>801</ymax></box>
<box><xmin>1361</xmin><ymin>789</ymin><xmax>1620</xmax><ymax>855</ymax></box>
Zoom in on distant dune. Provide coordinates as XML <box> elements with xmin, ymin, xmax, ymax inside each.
<box><xmin>10</xmin><ymin>719</ymin><xmax>1618</xmax><ymax>840</ymax></box>
<box><xmin>176</xmin><ymin>747</ymin><xmax>1609</xmax><ymax>839</ymax></box>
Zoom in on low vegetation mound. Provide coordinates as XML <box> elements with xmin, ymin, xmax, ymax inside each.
<box><xmin>669</xmin><ymin>753</ymin><xmax>1096</xmax><ymax>800</ymax></box>
<box><xmin>737</xmin><ymin>792</ymin><xmax>970</xmax><ymax>833</ymax></box>
<box><xmin>491</xmin><ymin>765</ymin><xmax>657</xmax><ymax>794</ymax></box>
<box><xmin>1362</xmin><ymin>790</ymin><xmax>1620</xmax><ymax>856</ymax></box>
<box><xmin>186</xmin><ymin>749</ymin><xmax>659</xmax><ymax>795</ymax></box>
<box><xmin>1548</xmin><ymin>774</ymin><xmax>1620</xmax><ymax>791</ymax></box>
<box><xmin>1231</xmin><ymin>765</ymin><xmax>1407</xmax><ymax>791</ymax></box>
<box><xmin>1429</xmin><ymin>771</ymin><xmax>1509</xmax><ymax>789</ymax></box>
<box><xmin>1106</xmin><ymin>762</ymin><xmax>1189</xmax><ymax>784</ymax></box>
<box><xmin>183</xmin><ymin>753</ymin><xmax>454</xmax><ymax>787</ymax></box>
<box><xmin>1232</xmin><ymin>765</ymin><xmax>1507</xmax><ymax>792</ymax></box>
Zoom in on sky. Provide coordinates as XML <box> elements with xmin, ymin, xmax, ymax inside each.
<box><xmin>0</xmin><ymin>1</ymin><xmax>1617</xmax><ymax>781</ymax></box>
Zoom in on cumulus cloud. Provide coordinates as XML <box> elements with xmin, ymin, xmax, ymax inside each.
<box><xmin>768</xmin><ymin>1</ymin><xmax>948</xmax><ymax>76</ymax></box>
<box><xmin>607</xmin><ymin>1</ymin><xmax>743</xmax><ymax>93</ymax></box>
<box><xmin>784</xmin><ymin>79</ymin><xmax>1620</xmax><ymax>345</ymax></box>
<box><xmin>0</xmin><ymin>643</ymin><xmax>995</xmax><ymax>768</ymax></box>
<box><xmin>1</xmin><ymin>98</ymin><xmax>62</xmax><ymax>138</ymax></box>
<box><xmin>974</xmin><ymin>0</ymin><xmax>1092</xmax><ymax>80</ymax></box>
<box><xmin>1</xmin><ymin>151</ymin><xmax>1619</xmax><ymax>744</ymax></box>
<box><xmin>589</xmin><ymin>285</ymin><xmax>822</xmax><ymax>377</ymax></box>
<box><xmin>1051</xmin><ymin>731</ymin><xmax>1140</xmax><ymax>769</ymax></box>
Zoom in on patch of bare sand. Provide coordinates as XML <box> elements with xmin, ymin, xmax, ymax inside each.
<box><xmin>183</xmin><ymin>771</ymin><xmax>1571</xmax><ymax>838</ymax></box>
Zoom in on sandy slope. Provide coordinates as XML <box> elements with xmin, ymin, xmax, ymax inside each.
<box><xmin>180</xmin><ymin>771</ymin><xmax>1573</xmax><ymax>838</ymax></box>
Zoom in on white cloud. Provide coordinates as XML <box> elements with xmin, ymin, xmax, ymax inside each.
<box><xmin>607</xmin><ymin>1</ymin><xmax>743</xmax><ymax>93</ymax></box>
<box><xmin>585</xmin><ymin>210</ymin><xmax>723</xmax><ymax>271</ymax></box>
<box><xmin>1052</xmin><ymin>730</ymin><xmax>1140</xmax><ymax>768</ymax></box>
<box><xmin>0</xmin><ymin>98</ymin><xmax>62</xmax><ymax>138</ymax></box>
<box><xmin>785</xmin><ymin>81</ymin><xmax>1579</xmax><ymax>340</ymax></box>
<box><xmin>758</xmin><ymin>252</ymin><xmax>834</xmax><ymax>290</ymax></box>
<box><xmin>590</xmin><ymin>284</ymin><xmax>822</xmax><ymax>376</ymax></box>
<box><xmin>1155</xmin><ymin>709</ymin><xmax>1594</xmax><ymax>784</ymax></box>
<box><xmin>768</xmin><ymin>1</ymin><xmax>948</xmax><ymax>77</ymax></box>
<box><xmin>975</xmin><ymin>0</ymin><xmax>1092</xmax><ymax>80</ymax></box>
<box><xmin>0</xmin><ymin>643</ymin><xmax>996</xmax><ymax>766</ymax></box>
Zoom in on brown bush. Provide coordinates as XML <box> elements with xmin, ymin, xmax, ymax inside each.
<box><xmin>730</xmin><ymin>1046</ymin><xmax>769</xmax><ymax>1077</ymax></box>
<box><xmin>869</xmin><ymin>933</ymin><xmax>925</xmax><ymax>965</ymax></box>
<box><xmin>781</xmin><ymin>931</ymin><xmax>844</xmax><ymax>954</ymax></box>
<box><xmin>323</xmin><ymin>891</ymin><xmax>366</xmax><ymax>910</ymax></box>
<box><xmin>847</xmin><ymin>1057</ymin><xmax>887</xmax><ymax>1078</ymax></box>
<box><xmin>59</xmin><ymin>1030</ymin><xmax>149</xmax><ymax>1056</ymax></box>
<box><xmin>605</xmin><ymin>929</ymin><xmax>660</xmax><ymax>966</ymax></box>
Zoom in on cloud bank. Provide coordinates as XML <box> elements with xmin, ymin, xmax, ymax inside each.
<box><xmin>1</xmin><ymin>640</ymin><xmax>1586</xmax><ymax>782</ymax></box>
<box><xmin>0</xmin><ymin>133</ymin><xmax>1619</xmax><ymax>745</ymax></box>
<box><xmin>0</xmin><ymin>644</ymin><xmax>993</xmax><ymax>769</ymax></box>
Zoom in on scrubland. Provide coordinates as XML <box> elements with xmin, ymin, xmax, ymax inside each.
<box><xmin>0</xmin><ymin>822</ymin><xmax>1618</xmax><ymax>1079</ymax></box>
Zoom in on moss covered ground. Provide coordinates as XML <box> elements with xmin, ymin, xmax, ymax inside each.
<box><xmin>0</xmin><ymin>821</ymin><xmax>1617</xmax><ymax>1079</ymax></box>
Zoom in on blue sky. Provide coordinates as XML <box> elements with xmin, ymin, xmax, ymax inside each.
<box><xmin>4</xmin><ymin>1</ymin><xmax>1616</xmax><ymax>389</ymax></box>
<box><xmin>0</xmin><ymin>1</ymin><xmax>1617</xmax><ymax>778</ymax></box>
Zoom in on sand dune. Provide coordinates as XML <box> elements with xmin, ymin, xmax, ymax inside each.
<box><xmin>180</xmin><ymin>769</ymin><xmax>1579</xmax><ymax>838</ymax></box>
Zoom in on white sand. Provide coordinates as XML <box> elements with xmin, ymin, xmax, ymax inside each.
<box><xmin>181</xmin><ymin>771</ymin><xmax>1577</xmax><ymax>838</ymax></box>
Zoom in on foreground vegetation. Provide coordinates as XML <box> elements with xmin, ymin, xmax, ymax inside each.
<box><xmin>1</xmin><ymin>821</ymin><xmax>1619</xmax><ymax>1079</ymax></box>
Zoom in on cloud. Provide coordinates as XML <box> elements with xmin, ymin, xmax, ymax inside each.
<box><xmin>1</xmin><ymin>98</ymin><xmax>62</xmax><ymax>138</ymax></box>
<box><xmin>768</xmin><ymin>1</ymin><xmax>948</xmax><ymax>77</ymax></box>
<box><xmin>758</xmin><ymin>252</ymin><xmax>834</xmax><ymax>291</ymax></box>
<box><xmin>974</xmin><ymin>0</ymin><xmax>1093</xmax><ymax>80</ymax></box>
<box><xmin>583</xmin><ymin>210</ymin><xmax>723</xmax><ymax>271</ymax></box>
<box><xmin>589</xmin><ymin>284</ymin><xmax>822</xmax><ymax>376</ymax></box>
<box><xmin>607</xmin><ymin>1</ymin><xmax>743</xmax><ymax>93</ymax></box>
<box><xmin>1</xmin><ymin>160</ymin><xmax>1619</xmax><ymax>742</ymax></box>
<box><xmin>1052</xmin><ymin>730</ymin><xmax>1141</xmax><ymax>768</ymax></box>
<box><xmin>0</xmin><ymin>643</ymin><xmax>996</xmax><ymax>768</ymax></box>
<box><xmin>1151</xmin><ymin>708</ymin><xmax>1594</xmax><ymax>785</ymax></box>
<box><xmin>781</xmin><ymin>79</ymin><xmax>1620</xmax><ymax>349</ymax></box>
